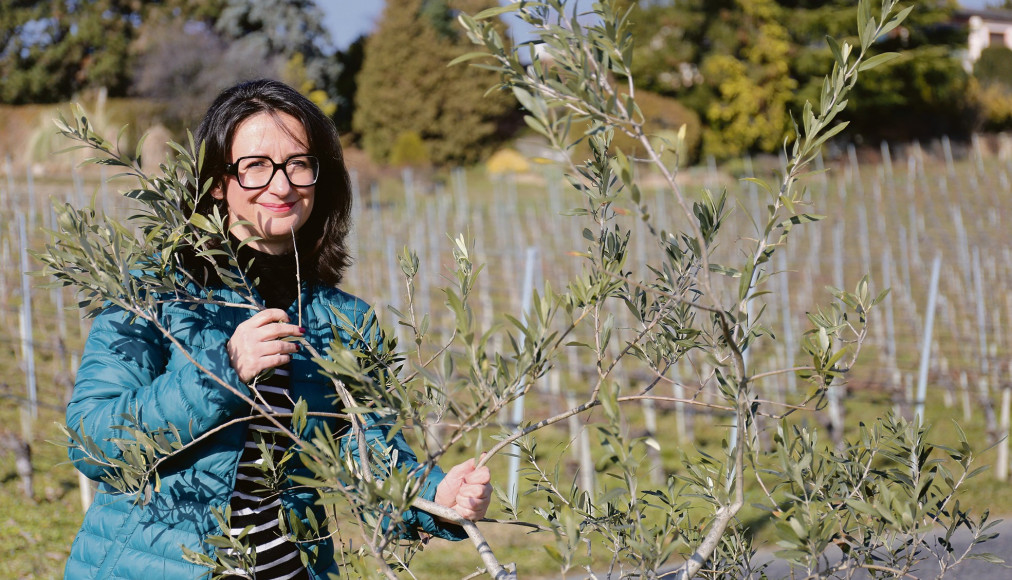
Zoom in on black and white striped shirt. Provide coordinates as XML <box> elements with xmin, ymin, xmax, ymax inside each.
<box><xmin>226</xmin><ymin>245</ymin><xmax>310</xmax><ymax>579</ymax></box>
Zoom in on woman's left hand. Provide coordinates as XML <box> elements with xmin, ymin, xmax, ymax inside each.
<box><xmin>433</xmin><ymin>457</ymin><xmax>492</xmax><ymax>522</ymax></box>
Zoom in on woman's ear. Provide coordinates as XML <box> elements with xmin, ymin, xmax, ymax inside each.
<box><xmin>211</xmin><ymin>183</ymin><xmax>224</xmax><ymax>200</ymax></box>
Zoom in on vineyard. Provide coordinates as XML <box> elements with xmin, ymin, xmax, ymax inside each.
<box><xmin>1</xmin><ymin>131</ymin><xmax>1012</xmax><ymax>578</ymax></box>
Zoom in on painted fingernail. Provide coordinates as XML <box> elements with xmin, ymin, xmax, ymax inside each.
<box><xmin>299</xmin><ymin>327</ymin><xmax>306</xmax><ymax>334</ymax></box>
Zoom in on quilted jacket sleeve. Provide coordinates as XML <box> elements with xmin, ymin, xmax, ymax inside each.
<box><xmin>66</xmin><ymin>305</ymin><xmax>249</xmax><ymax>482</ymax></box>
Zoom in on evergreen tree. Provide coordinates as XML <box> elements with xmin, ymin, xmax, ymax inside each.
<box><xmin>353</xmin><ymin>0</ymin><xmax>516</xmax><ymax>165</ymax></box>
<box><xmin>701</xmin><ymin>0</ymin><xmax>796</xmax><ymax>158</ymax></box>
<box><xmin>332</xmin><ymin>35</ymin><xmax>366</xmax><ymax>136</ymax></box>
<box><xmin>622</xmin><ymin>0</ymin><xmax>972</xmax><ymax>156</ymax></box>
<box><xmin>0</xmin><ymin>0</ymin><xmax>142</xmax><ymax>103</ymax></box>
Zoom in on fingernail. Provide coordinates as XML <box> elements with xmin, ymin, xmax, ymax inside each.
<box><xmin>299</xmin><ymin>327</ymin><xmax>306</xmax><ymax>334</ymax></box>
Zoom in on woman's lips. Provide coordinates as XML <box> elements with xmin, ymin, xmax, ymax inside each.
<box><xmin>261</xmin><ymin>202</ymin><xmax>297</xmax><ymax>213</ymax></box>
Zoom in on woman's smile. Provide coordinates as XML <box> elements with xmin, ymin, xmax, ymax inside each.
<box><xmin>260</xmin><ymin>200</ymin><xmax>299</xmax><ymax>213</ymax></box>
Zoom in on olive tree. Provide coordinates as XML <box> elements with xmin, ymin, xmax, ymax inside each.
<box><xmin>42</xmin><ymin>1</ymin><xmax>1000</xmax><ymax>578</ymax></box>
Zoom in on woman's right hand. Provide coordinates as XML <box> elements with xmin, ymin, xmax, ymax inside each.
<box><xmin>226</xmin><ymin>309</ymin><xmax>304</xmax><ymax>383</ymax></box>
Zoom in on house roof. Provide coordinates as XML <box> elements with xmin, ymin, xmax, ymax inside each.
<box><xmin>954</xmin><ymin>8</ymin><xmax>1012</xmax><ymax>23</ymax></box>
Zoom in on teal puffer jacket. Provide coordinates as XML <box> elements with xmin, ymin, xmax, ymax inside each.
<box><xmin>65</xmin><ymin>284</ymin><xmax>464</xmax><ymax>579</ymax></box>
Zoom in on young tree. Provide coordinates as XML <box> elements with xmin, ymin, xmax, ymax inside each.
<box><xmin>43</xmin><ymin>1</ymin><xmax>1002</xmax><ymax>578</ymax></box>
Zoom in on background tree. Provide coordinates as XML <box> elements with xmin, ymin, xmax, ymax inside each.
<box><xmin>789</xmin><ymin>0</ymin><xmax>973</xmax><ymax>144</ymax></box>
<box><xmin>972</xmin><ymin>44</ymin><xmax>1012</xmax><ymax>131</ymax></box>
<box><xmin>130</xmin><ymin>0</ymin><xmax>338</xmax><ymax>130</ymax></box>
<box><xmin>0</xmin><ymin>0</ymin><xmax>142</xmax><ymax>104</ymax></box>
<box><xmin>700</xmin><ymin>0</ymin><xmax>796</xmax><ymax>158</ymax></box>
<box><xmin>332</xmin><ymin>35</ymin><xmax>366</xmax><ymax>137</ymax></box>
<box><xmin>621</xmin><ymin>0</ymin><xmax>972</xmax><ymax>158</ymax></box>
<box><xmin>213</xmin><ymin>0</ymin><xmax>338</xmax><ymax>89</ymax></box>
<box><xmin>353</xmin><ymin>0</ymin><xmax>517</xmax><ymax>165</ymax></box>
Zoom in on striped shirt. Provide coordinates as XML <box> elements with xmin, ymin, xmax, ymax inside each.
<box><xmin>226</xmin><ymin>244</ymin><xmax>309</xmax><ymax>579</ymax></box>
<box><xmin>227</xmin><ymin>367</ymin><xmax>310</xmax><ymax>580</ymax></box>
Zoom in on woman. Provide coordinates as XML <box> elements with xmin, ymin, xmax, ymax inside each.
<box><xmin>64</xmin><ymin>79</ymin><xmax>491</xmax><ymax>579</ymax></box>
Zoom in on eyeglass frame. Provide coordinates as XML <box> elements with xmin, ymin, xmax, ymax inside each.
<box><xmin>224</xmin><ymin>154</ymin><xmax>320</xmax><ymax>189</ymax></box>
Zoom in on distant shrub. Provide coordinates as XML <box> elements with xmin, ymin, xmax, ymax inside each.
<box><xmin>389</xmin><ymin>131</ymin><xmax>430</xmax><ymax>167</ymax></box>
<box><xmin>974</xmin><ymin>45</ymin><xmax>1012</xmax><ymax>89</ymax></box>
<box><xmin>485</xmin><ymin>148</ymin><xmax>530</xmax><ymax>175</ymax></box>
<box><xmin>975</xmin><ymin>82</ymin><xmax>1012</xmax><ymax>132</ymax></box>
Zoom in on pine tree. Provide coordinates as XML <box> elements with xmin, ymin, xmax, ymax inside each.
<box><xmin>353</xmin><ymin>0</ymin><xmax>515</xmax><ymax>165</ymax></box>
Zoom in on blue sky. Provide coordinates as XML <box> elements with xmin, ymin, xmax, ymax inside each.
<box><xmin>321</xmin><ymin>0</ymin><xmax>1003</xmax><ymax>51</ymax></box>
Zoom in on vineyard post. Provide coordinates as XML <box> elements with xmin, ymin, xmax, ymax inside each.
<box><xmin>881</xmin><ymin>140</ymin><xmax>894</xmax><ymax>181</ymax></box>
<box><xmin>0</xmin><ymin>237</ymin><xmax>8</xmax><ymax>327</ymax></box>
<box><xmin>847</xmin><ymin>143</ymin><xmax>862</xmax><ymax>197</ymax></box>
<box><xmin>996</xmin><ymin>367</ymin><xmax>1011</xmax><ymax>481</ymax></box>
<box><xmin>384</xmin><ymin>238</ymin><xmax>407</xmax><ymax>347</ymax></box>
<box><xmin>942</xmin><ymin>134</ymin><xmax>957</xmax><ymax>178</ymax></box>
<box><xmin>776</xmin><ymin>249</ymin><xmax>797</xmax><ymax>396</ymax></box>
<box><xmin>973</xmin><ymin>247</ymin><xmax>990</xmax><ymax>376</ymax></box>
<box><xmin>506</xmin><ymin>245</ymin><xmax>540</xmax><ymax>504</ymax></box>
<box><xmin>347</xmin><ymin>169</ymin><xmax>361</xmax><ymax>266</ymax></box>
<box><xmin>4</xmin><ymin>155</ymin><xmax>14</xmax><ymax>217</ymax></box>
<box><xmin>367</xmin><ymin>182</ymin><xmax>383</xmax><ymax>295</ymax></box>
<box><xmin>881</xmin><ymin>248</ymin><xmax>897</xmax><ymax>373</ymax></box>
<box><xmin>452</xmin><ymin>167</ymin><xmax>468</xmax><ymax>231</ymax></box>
<box><xmin>26</xmin><ymin>166</ymin><xmax>36</xmax><ymax>230</ymax></box>
<box><xmin>705</xmin><ymin>154</ymin><xmax>718</xmax><ymax>190</ymax></box>
<box><xmin>17</xmin><ymin>212</ymin><xmax>37</xmax><ymax>422</ymax></box>
<box><xmin>565</xmin><ymin>390</ymin><xmax>596</xmax><ymax>495</ymax></box>
<box><xmin>914</xmin><ymin>254</ymin><xmax>942</xmax><ymax>426</ymax></box>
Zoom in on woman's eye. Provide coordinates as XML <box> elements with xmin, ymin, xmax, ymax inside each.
<box><xmin>237</xmin><ymin>156</ymin><xmax>267</xmax><ymax>168</ymax></box>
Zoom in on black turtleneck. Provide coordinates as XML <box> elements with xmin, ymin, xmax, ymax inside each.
<box><xmin>235</xmin><ymin>242</ymin><xmax>300</xmax><ymax>310</ymax></box>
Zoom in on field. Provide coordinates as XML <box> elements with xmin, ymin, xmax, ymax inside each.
<box><xmin>1</xmin><ymin>130</ymin><xmax>1012</xmax><ymax>578</ymax></box>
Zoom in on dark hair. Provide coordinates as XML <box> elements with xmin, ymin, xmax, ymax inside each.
<box><xmin>184</xmin><ymin>79</ymin><xmax>353</xmax><ymax>286</ymax></box>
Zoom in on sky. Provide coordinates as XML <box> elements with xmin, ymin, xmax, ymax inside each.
<box><xmin>320</xmin><ymin>0</ymin><xmax>1004</xmax><ymax>51</ymax></box>
<box><xmin>321</xmin><ymin>2</ymin><xmax>383</xmax><ymax>51</ymax></box>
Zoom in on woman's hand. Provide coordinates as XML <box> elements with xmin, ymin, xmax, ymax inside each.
<box><xmin>227</xmin><ymin>308</ymin><xmax>303</xmax><ymax>383</ymax></box>
<box><xmin>433</xmin><ymin>457</ymin><xmax>492</xmax><ymax>522</ymax></box>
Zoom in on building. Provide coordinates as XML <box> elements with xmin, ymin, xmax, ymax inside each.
<box><xmin>954</xmin><ymin>8</ymin><xmax>1012</xmax><ymax>69</ymax></box>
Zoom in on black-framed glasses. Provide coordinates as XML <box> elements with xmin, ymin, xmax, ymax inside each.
<box><xmin>225</xmin><ymin>155</ymin><xmax>320</xmax><ymax>189</ymax></box>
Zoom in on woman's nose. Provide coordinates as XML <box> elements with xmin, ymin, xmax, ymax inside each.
<box><xmin>266</xmin><ymin>166</ymin><xmax>293</xmax><ymax>195</ymax></box>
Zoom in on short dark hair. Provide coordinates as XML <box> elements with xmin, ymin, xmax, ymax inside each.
<box><xmin>185</xmin><ymin>79</ymin><xmax>353</xmax><ymax>286</ymax></box>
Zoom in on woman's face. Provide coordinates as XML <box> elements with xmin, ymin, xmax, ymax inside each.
<box><xmin>213</xmin><ymin>111</ymin><xmax>315</xmax><ymax>255</ymax></box>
